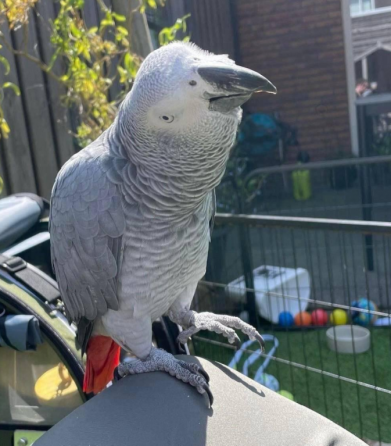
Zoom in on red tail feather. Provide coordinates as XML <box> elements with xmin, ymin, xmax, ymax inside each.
<box><xmin>83</xmin><ymin>335</ymin><xmax>121</xmax><ymax>394</ymax></box>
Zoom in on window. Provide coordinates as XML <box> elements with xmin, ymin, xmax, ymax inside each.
<box><xmin>350</xmin><ymin>0</ymin><xmax>375</xmax><ymax>14</ymax></box>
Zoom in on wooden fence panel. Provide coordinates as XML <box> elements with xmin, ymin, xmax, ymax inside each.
<box><xmin>0</xmin><ymin>140</ymin><xmax>9</xmax><ymax>197</ymax></box>
<box><xmin>35</xmin><ymin>1</ymin><xmax>76</xmax><ymax>167</ymax></box>
<box><xmin>12</xmin><ymin>13</ymin><xmax>59</xmax><ymax>198</ymax></box>
<box><xmin>0</xmin><ymin>21</ymin><xmax>37</xmax><ymax>196</ymax></box>
<box><xmin>0</xmin><ymin>0</ymin><xmax>163</xmax><ymax>199</ymax></box>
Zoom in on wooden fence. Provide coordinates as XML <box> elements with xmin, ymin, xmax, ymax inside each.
<box><xmin>1</xmin><ymin>2</ymin><xmax>76</xmax><ymax>199</ymax></box>
<box><xmin>0</xmin><ymin>0</ymin><xmax>236</xmax><ymax>199</ymax></box>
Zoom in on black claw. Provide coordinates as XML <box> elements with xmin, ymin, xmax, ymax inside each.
<box><xmin>177</xmin><ymin>339</ymin><xmax>187</xmax><ymax>354</ymax></box>
<box><xmin>255</xmin><ymin>333</ymin><xmax>265</xmax><ymax>352</ymax></box>
<box><xmin>234</xmin><ymin>336</ymin><xmax>242</xmax><ymax>350</ymax></box>
<box><xmin>113</xmin><ymin>367</ymin><xmax>122</xmax><ymax>382</ymax></box>
<box><xmin>197</xmin><ymin>367</ymin><xmax>210</xmax><ymax>383</ymax></box>
<box><xmin>203</xmin><ymin>383</ymin><xmax>214</xmax><ymax>407</ymax></box>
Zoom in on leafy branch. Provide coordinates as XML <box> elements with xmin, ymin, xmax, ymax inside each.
<box><xmin>0</xmin><ymin>0</ymin><xmax>189</xmax><ymax>147</ymax></box>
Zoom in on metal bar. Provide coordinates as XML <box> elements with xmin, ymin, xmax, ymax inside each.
<box><xmin>305</xmin><ymin>230</ymin><xmax>329</xmax><ymax>418</ymax></box>
<box><xmin>325</xmin><ymin>231</ymin><xmax>346</xmax><ymax>428</ymax></box>
<box><xmin>291</xmin><ymin>228</ymin><xmax>312</xmax><ymax>409</ymax></box>
<box><xmin>358</xmin><ymin>103</ymin><xmax>375</xmax><ymax>270</ymax></box>
<box><xmin>202</xmin><ymin>279</ymin><xmax>391</xmax><ymax>318</ymax></box>
<box><xmin>215</xmin><ymin>213</ymin><xmax>391</xmax><ymax>235</ymax></box>
<box><xmin>193</xmin><ymin>336</ymin><xmax>391</xmax><ymax>396</ymax></box>
<box><xmin>340</xmin><ymin>232</ymin><xmax>364</xmax><ymax>439</ymax></box>
<box><xmin>362</xmin><ymin>235</ymin><xmax>383</xmax><ymax>441</ymax></box>
<box><xmin>245</xmin><ymin>154</ymin><xmax>391</xmax><ymax>178</ymax></box>
<box><xmin>239</xmin><ymin>224</ymin><xmax>258</xmax><ymax>328</ymax></box>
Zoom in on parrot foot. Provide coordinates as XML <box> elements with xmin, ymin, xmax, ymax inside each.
<box><xmin>116</xmin><ymin>347</ymin><xmax>213</xmax><ymax>406</ymax></box>
<box><xmin>176</xmin><ymin>312</ymin><xmax>265</xmax><ymax>352</ymax></box>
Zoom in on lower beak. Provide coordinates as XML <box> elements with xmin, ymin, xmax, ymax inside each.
<box><xmin>198</xmin><ymin>63</ymin><xmax>276</xmax><ymax>113</ymax></box>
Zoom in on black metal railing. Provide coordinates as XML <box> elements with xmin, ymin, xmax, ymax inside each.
<box><xmin>194</xmin><ymin>213</ymin><xmax>391</xmax><ymax>443</ymax></box>
<box><xmin>217</xmin><ymin>155</ymin><xmax>391</xmax><ymax>222</ymax></box>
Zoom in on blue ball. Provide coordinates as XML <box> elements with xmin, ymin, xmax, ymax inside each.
<box><xmin>279</xmin><ymin>311</ymin><xmax>294</xmax><ymax>327</ymax></box>
<box><xmin>351</xmin><ymin>298</ymin><xmax>378</xmax><ymax>326</ymax></box>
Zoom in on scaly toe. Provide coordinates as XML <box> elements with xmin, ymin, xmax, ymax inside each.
<box><xmin>115</xmin><ymin>348</ymin><xmax>212</xmax><ymax>406</ymax></box>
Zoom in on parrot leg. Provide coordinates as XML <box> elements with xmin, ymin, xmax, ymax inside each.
<box><xmin>116</xmin><ymin>347</ymin><xmax>213</xmax><ymax>405</ymax></box>
<box><xmin>170</xmin><ymin>311</ymin><xmax>265</xmax><ymax>351</ymax></box>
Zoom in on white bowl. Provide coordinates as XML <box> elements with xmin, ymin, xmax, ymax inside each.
<box><xmin>326</xmin><ymin>325</ymin><xmax>370</xmax><ymax>354</ymax></box>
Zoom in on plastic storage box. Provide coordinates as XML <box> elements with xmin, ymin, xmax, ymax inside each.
<box><xmin>226</xmin><ymin>265</ymin><xmax>311</xmax><ymax>324</ymax></box>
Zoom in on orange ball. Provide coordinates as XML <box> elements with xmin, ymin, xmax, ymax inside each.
<box><xmin>294</xmin><ymin>311</ymin><xmax>312</xmax><ymax>326</ymax></box>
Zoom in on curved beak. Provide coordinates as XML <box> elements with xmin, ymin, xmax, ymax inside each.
<box><xmin>198</xmin><ymin>62</ymin><xmax>276</xmax><ymax>113</ymax></box>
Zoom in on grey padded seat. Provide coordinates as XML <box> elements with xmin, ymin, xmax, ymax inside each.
<box><xmin>36</xmin><ymin>356</ymin><xmax>366</xmax><ymax>446</ymax></box>
<box><xmin>0</xmin><ymin>194</ymin><xmax>43</xmax><ymax>251</ymax></box>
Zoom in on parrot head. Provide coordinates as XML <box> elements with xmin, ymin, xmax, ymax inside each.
<box><xmin>117</xmin><ymin>42</ymin><xmax>276</xmax><ymax>181</ymax></box>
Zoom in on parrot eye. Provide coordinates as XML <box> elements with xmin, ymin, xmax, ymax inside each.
<box><xmin>189</xmin><ymin>80</ymin><xmax>197</xmax><ymax>86</ymax></box>
<box><xmin>160</xmin><ymin>115</ymin><xmax>174</xmax><ymax>123</ymax></box>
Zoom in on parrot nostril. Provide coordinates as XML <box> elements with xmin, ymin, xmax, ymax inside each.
<box><xmin>189</xmin><ymin>80</ymin><xmax>197</xmax><ymax>86</ymax></box>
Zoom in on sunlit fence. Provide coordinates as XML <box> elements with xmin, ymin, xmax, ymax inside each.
<box><xmin>193</xmin><ymin>213</ymin><xmax>391</xmax><ymax>443</ymax></box>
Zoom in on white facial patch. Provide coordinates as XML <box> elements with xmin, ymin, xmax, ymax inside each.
<box><xmin>147</xmin><ymin>93</ymin><xmax>205</xmax><ymax>132</ymax></box>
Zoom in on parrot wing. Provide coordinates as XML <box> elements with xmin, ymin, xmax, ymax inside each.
<box><xmin>50</xmin><ymin>146</ymin><xmax>126</xmax><ymax>329</ymax></box>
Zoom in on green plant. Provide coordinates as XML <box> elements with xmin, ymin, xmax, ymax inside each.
<box><xmin>374</xmin><ymin>133</ymin><xmax>391</xmax><ymax>156</ymax></box>
<box><xmin>159</xmin><ymin>14</ymin><xmax>190</xmax><ymax>46</ymax></box>
<box><xmin>0</xmin><ymin>0</ymin><xmax>189</xmax><ymax>189</ymax></box>
<box><xmin>217</xmin><ymin>144</ymin><xmax>268</xmax><ymax>213</ymax></box>
<box><xmin>0</xmin><ymin>0</ymin><xmax>189</xmax><ymax>147</ymax></box>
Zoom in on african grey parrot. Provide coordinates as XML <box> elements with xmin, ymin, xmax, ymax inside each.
<box><xmin>50</xmin><ymin>42</ymin><xmax>276</xmax><ymax>404</ymax></box>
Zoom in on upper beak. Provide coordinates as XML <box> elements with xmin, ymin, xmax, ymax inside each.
<box><xmin>197</xmin><ymin>62</ymin><xmax>276</xmax><ymax>113</ymax></box>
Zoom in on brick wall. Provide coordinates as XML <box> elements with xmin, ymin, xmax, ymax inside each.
<box><xmin>235</xmin><ymin>0</ymin><xmax>352</xmax><ymax>162</ymax></box>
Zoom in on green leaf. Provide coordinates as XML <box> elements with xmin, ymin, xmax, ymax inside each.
<box><xmin>70</xmin><ymin>23</ymin><xmax>82</xmax><ymax>38</ymax></box>
<box><xmin>100</xmin><ymin>19</ymin><xmax>115</xmax><ymax>28</ymax></box>
<box><xmin>47</xmin><ymin>48</ymin><xmax>61</xmax><ymax>71</ymax></box>
<box><xmin>88</xmin><ymin>26</ymin><xmax>98</xmax><ymax>34</ymax></box>
<box><xmin>117</xmin><ymin>26</ymin><xmax>128</xmax><ymax>36</ymax></box>
<box><xmin>0</xmin><ymin>56</ymin><xmax>10</xmax><ymax>75</ymax></box>
<box><xmin>117</xmin><ymin>66</ymin><xmax>128</xmax><ymax>84</ymax></box>
<box><xmin>2</xmin><ymin>82</ymin><xmax>20</xmax><ymax>95</ymax></box>
<box><xmin>124</xmin><ymin>53</ymin><xmax>133</xmax><ymax>70</ymax></box>
<box><xmin>158</xmin><ymin>14</ymin><xmax>191</xmax><ymax>46</ymax></box>
<box><xmin>112</xmin><ymin>13</ymin><xmax>126</xmax><ymax>22</ymax></box>
<box><xmin>0</xmin><ymin>119</ymin><xmax>10</xmax><ymax>137</ymax></box>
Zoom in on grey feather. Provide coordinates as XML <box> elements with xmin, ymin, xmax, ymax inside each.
<box><xmin>50</xmin><ymin>144</ymin><xmax>125</xmax><ymax>328</ymax></box>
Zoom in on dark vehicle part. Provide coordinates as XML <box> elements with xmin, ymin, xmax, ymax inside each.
<box><xmin>35</xmin><ymin>356</ymin><xmax>365</xmax><ymax>446</ymax></box>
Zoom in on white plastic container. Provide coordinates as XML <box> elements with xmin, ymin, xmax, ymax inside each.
<box><xmin>326</xmin><ymin>325</ymin><xmax>370</xmax><ymax>354</ymax></box>
<box><xmin>226</xmin><ymin>265</ymin><xmax>311</xmax><ymax>323</ymax></box>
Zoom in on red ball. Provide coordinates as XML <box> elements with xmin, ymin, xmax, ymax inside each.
<box><xmin>294</xmin><ymin>311</ymin><xmax>312</xmax><ymax>326</ymax></box>
<box><xmin>311</xmin><ymin>309</ymin><xmax>328</xmax><ymax>326</ymax></box>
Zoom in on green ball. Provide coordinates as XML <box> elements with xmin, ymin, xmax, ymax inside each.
<box><xmin>278</xmin><ymin>390</ymin><xmax>294</xmax><ymax>401</ymax></box>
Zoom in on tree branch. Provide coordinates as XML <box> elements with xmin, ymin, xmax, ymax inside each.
<box><xmin>0</xmin><ymin>34</ymin><xmax>62</xmax><ymax>82</ymax></box>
